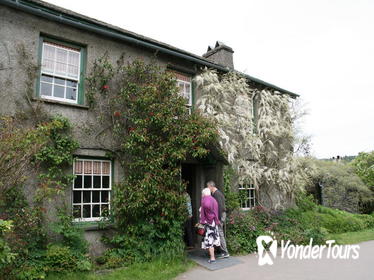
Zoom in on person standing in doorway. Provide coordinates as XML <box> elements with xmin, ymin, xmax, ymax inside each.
<box><xmin>207</xmin><ymin>180</ymin><xmax>230</xmax><ymax>258</ymax></box>
<box><xmin>184</xmin><ymin>191</ymin><xmax>194</xmax><ymax>249</ymax></box>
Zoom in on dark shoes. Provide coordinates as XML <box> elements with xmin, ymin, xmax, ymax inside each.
<box><xmin>207</xmin><ymin>259</ymin><xmax>216</xmax><ymax>264</ymax></box>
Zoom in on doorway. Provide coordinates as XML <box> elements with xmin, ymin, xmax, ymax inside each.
<box><xmin>181</xmin><ymin>164</ymin><xmax>199</xmax><ymax>247</ymax></box>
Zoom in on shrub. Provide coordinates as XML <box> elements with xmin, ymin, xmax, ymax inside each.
<box><xmin>316</xmin><ymin>206</ymin><xmax>368</xmax><ymax>233</ymax></box>
<box><xmin>15</xmin><ymin>244</ymin><xmax>91</xmax><ymax>279</ymax></box>
<box><xmin>48</xmin><ymin>245</ymin><xmax>92</xmax><ymax>273</ymax></box>
<box><xmin>295</xmin><ymin>192</ymin><xmax>317</xmax><ymax>212</ymax></box>
<box><xmin>0</xmin><ymin>220</ymin><xmax>16</xmax><ymax>274</ymax></box>
<box><xmin>51</xmin><ymin>209</ymin><xmax>88</xmax><ymax>254</ymax></box>
<box><xmin>1</xmin><ymin>186</ymin><xmax>47</xmax><ymax>257</ymax></box>
<box><xmin>0</xmin><ymin>117</ymin><xmax>49</xmax><ymax>196</ymax></box>
<box><xmin>0</xmin><ymin>116</ymin><xmax>86</xmax><ymax>279</ymax></box>
<box><xmin>300</xmin><ymin>158</ymin><xmax>373</xmax><ymax>213</ymax></box>
<box><xmin>226</xmin><ymin>209</ymin><xmax>266</xmax><ymax>254</ymax></box>
<box><xmin>352</xmin><ymin>151</ymin><xmax>374</xmax><ymax>189</ymax></box>
<box><xmin>273</xmin><ymin>208</ymin><xmax>327</xmax><ymax>245</ymax></box>
<box><xmin>351</xmin><ymin>151</ymin><xmax>374</xmax><ymax>213</ymax></box>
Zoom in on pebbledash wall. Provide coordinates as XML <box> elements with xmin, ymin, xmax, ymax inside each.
<box><xmin>0</xmin><ymin>0</ymin><xmax>298</xmax><ymax>256</ymax></box>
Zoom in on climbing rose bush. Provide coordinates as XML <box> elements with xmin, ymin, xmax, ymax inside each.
<box><xmin>86</xmin><ymin>56</ymin><xmax>219</xmax><ymax>263</ymax></box>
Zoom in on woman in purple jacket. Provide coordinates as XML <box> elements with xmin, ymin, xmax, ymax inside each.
<box><xmin>200</xmin><ymin>188</ymin><xmax>221</xmax><ymax>263</ymax></box>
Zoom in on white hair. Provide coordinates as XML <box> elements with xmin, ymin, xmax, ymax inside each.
<box><xmin>202</xmin><ymin>188</ymin><xmax>211</xmax><ymax>197</ymax></box>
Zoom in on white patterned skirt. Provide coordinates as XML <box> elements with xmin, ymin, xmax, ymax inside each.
<box><xmin>201</xmin><ymin>221</ymin><xmax>221</xmax><ymax>249</ymax></box>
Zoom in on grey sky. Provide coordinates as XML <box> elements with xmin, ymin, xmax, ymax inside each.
<box><xmin>45</xmin><ymin>0</ymin><xmax>374</xmax><ymax>158</ymax></box>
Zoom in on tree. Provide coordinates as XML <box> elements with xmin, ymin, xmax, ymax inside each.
<box><xmin>352</xmin><ymin>151</ymin><xmax>374</xmax><ymax>190</ymax></box>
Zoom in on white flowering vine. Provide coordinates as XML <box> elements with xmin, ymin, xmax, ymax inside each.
<box><xmin>195</xmin><ymin>69</ymin><xmax>300</xmax><ymax>208</ymax></box>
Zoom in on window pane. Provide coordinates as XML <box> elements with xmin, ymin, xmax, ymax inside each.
<box><xmin>55</xmin><ymin>62</ymin><xmax>67</xmax><ymax>75</ymax></box>
<box><xmin>68</xmin><ymin>51</ymin><xmax>79</xmax><ymax>66</ymax></box>
<box><xmin>41</xmin><ymin>75</ymin><xmax>53</xmax><ymax>83</ymax></box>
<box><xmin>83</xmin><ymin>205</ymin><xmax>91</xmax><ymax>218</ymax></box>
<box><xmin>102</xmin><ymin>176</ymin><xmax>110</xmax><ymax>189</ymax></box>
<box><xmin>102</xmin><ymin>162</ymin><xmax>110</xmax><ymax>174</ymax></box>
<box><xmin>84</xmin><ymin>161</ymin><xmax>92</xmax><ymax>174</ymax></box>
<box><xmin>93</xmin><ymin>176</ymin><xmax>101</xmax><ymax>188</ymax></box>
<box><xmin>92</xmin><ymin>205</ymin><xmax>100</xmax><ymax>217</ymax></box>
<box><xmin>74</xmin><ymin>175</ymin><xmax>82</xmax><ymax>188</ymax></box>
<box><xmin>101</xmin><ymin>204</ymin><xmax>109</xmax><ymax>216</ymax></box>
<box><xmin>178</xmin><ymin>83</ymin><xmax>184</xmax><ymax>95</ymax></box>
<box><xmin>73</xmin><ymin>205</ymin><xmax>81</xmax><ymax>219</ymax></box>
<box><xmin>83</xmin><ymin>191</ymin><xmax>91</xmax><ymax>203</ymax></box>
<box><xmin>92</xmin><ymin>191</ymin><xmax>100</xmax><ymax>203</ymax></box>
<box><xmin>101</xmin><ymin>191</ymin><xmax>109</xmax><ymax>203</ymax></box>
<box><xmin>54</xmin><ymin>77</ymin><xmax>65</xmax><ymax>85</ymax></box>
<box><xmin>93</xmin><ymin>162</ymin><xmax>101</xmax><ymax>174</ymax></box>
<box><xmin>67</xmin><ymin>80</ymin><xmax>77</xmax><ymax>88</ymax></box>
<box><xmin>56</xmin><ymin>48</ymin><xmax>67</xmax><ymax>62</ymax></box>
<box><xmin>40</xmin><ymin>82</ymin><xmax>52</xmax><ymax>96</ymax></box>
<box><xmin>53</xmin><ymin>85</ymin><xmax>65</xmax><ymax>98</ymax></box>
<box><xmin>84</xmin><ymin>176</ymin><xmax>92</xmax><ymax>188</ymax></box>
<box><xmin>185</xmin><ymin>84</ymin><xmax>190</xmax><ymax>99</ymax></box>
<box><xmin>43</xmin><ymin>44</ymin><xmax>55</xmax><ymax>60</ymax></box>
<box><xmin>75</xmin><ymin>161</ymin><xmax>83</xmax><ymax>174</ymax></box>
<box><xmin>42</xmin><ymin>59</ymin><xmax>54</xmax><ymax>73</ymax></box>
<box><xmin>73</xmin><ymin>191</ymin><xmax>81</xmax><ymax>203</ymax></box>
<box><xmin>185</xmin><ymin>83</ymin><xmax>191</xmax><ymax>94</ymax></box>
<box><xmin>66</xmin><ymin>87</ymin><xmax>77</xmax><ymax>101</ymax></box>
<box><xmin>67</xmin><ymin>65</ymin><xmax>79</xmax><ymax>78</ymax></box>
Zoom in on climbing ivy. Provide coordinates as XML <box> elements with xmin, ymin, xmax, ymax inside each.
<box><xmin>34</xmin><ymin>115</ymin><xmax>79</xmax><ymax>201</ymax></box>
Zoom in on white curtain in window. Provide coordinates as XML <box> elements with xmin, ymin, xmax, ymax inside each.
<box><xmin>42</xmin><ymin>43</ymin><xmax>80</xmax><ymax>80</ymax></box>
<box><xmin>42</xmin><ymin>44</ymin><xmax>55</xmax><ymax>73</ymax></box>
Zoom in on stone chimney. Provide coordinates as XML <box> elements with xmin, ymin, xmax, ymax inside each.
<box><xmin>202</xmin><ymin>41</ymin><xmax>234</xmax><ymax>69</ymax></box>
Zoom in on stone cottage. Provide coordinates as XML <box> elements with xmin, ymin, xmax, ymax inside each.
<box><xmin>0</xmin><ymin>0</ymin><xmax>298</xmax><ymax>253</ymax></box>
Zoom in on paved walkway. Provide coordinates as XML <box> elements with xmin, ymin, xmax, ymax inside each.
<box><xmin>176</xmin><ymin>241</ymin><xmax>374</xmax><ymax>280</ymax></box>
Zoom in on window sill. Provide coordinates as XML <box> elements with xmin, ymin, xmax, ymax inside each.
<box><xmin>73</xmin><ymin>221</ymin><xmax>114</xmax><ymax>231</ymax></box>
<box><xmin>32</xmin><ymin>97</ymin><xmax>89</xmax><ymax>109</ymax></box>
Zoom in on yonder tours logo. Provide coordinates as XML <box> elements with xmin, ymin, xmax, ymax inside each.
<box><xmin>256</xmin><ymin>234</ymin><xmax>360</xmax><ymax>266</ymax></box>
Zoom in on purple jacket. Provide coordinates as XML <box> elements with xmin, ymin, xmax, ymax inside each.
<box><xmin>200</xmin><ymin>195</ymin><xmax>220</xmax><ymax>225</ymax></box>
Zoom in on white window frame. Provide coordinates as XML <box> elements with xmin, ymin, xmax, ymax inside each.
<box><xmin>177</xmin><ymin>79</ymin><xmax>192</xmax><ymax>114</ymax></box>
<box><xmin>40</xmin><ymin>42</ymin><xmax>81</xmax><ymax>104</ymax></box>
<box><xmin>239</xmin><ymin>184</ymin><xmax>256</xmax><ymax>210</ymax></box>
<box><xmin>72</xmin><ymin>159</ymin><xmax>112</xmax><ymax>222</ymax></box>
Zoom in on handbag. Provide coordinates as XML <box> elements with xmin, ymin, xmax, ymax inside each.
<box><xmin>196</xmin><ymin>223</ymin><xmax>206</xmax><ymax>236</ymax></box>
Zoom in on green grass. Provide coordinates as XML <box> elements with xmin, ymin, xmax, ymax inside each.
<box><xmin>327</xmin><ymin>228</ymin><xmax>374</xmax><ymax>245</ymax></box>
<box><xmin>46</xmin><ymin>258</ymin><xmax>195</xmax><ymax>280</ymax></box>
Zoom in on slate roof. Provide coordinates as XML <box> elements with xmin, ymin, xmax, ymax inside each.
<box><xmin>1</xmin><ymin>0</ymin><xmax>298</xmax><ymax>97</ymax></box>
